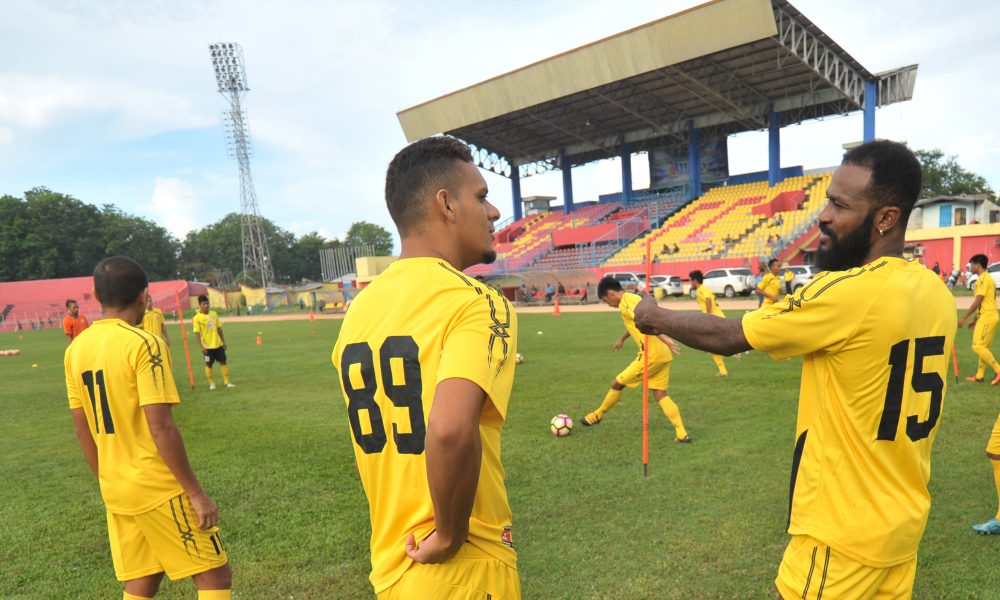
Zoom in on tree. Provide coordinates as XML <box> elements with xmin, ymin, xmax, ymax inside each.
<box><xmin>344</xmin><ymin>221</ymin><xmax>394</xmax><ymax>255</ymax></box>
<box><xmin>915</xmin><ymin>149</ymin><xmax>995</xmax><ymax>201</ymax></box>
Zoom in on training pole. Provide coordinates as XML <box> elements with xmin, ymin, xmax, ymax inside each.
<box><xmin>952</xmin><ymin>343</ymin><xmax>959</xmax><ymax>384</ymax></box>
<box><xmin>175</xmin><ymin>292</ymin><xmax>196</xmax><ymax>389</ymax></box>
<box><xmin>642</xmin><ymin>238</ymin><xmax>652</xmax><ymax>477</ymax></box>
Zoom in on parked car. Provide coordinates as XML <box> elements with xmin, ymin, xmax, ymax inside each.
<box><xmin>690</xmin><ymin>267</ymin><xmax>756</xmax><ymax>298</ymax></box>
<box><xmin>965</xmin><ymin>262</ymin><xmax>1000</xmax><ymax>290</ymax></box>
<box><xmin>786</xmin><ymin>265</ymin><xmax>819</xmax><ymax>291</ymax></box>
<box><xmin>643</xmin><ymin>274</ymin><xmax>684</xmax><ymax>297</ymax></box>
<box><xmin>605</xmin><ymin>271</ymin><xmax>643</xmax><ymax>291</ymax></box>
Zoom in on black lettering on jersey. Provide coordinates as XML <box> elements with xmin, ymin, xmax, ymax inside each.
<box><xmin>117</xmin><ymin>323</ymin><xmax>165</xmax><ymax>391</ymax></box>
<box><xmin>765</xmin><ymin>261</ymin><xmax>886</xmax><ymax>318</ymax></box>
<box><xmin>438</xmin><ymin>262</ymin><xmax>483</xmax><ymax>295</ymax></box>
<box><xmin>486</xmin><ymin>294</ymin><xmax>512</xmax><ymax>377</ymax></box>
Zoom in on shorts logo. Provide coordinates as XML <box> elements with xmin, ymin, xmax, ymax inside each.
<box><xmin>501</xmin><ymin>526</ymin><xmax>512</xmax><ymax>547</ymax></box>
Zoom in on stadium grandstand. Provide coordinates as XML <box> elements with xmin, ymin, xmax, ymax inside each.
<box><xmin>395</xmin><ymin>0</ymin><xmax>919</xmax><ymax>284</ymax></box>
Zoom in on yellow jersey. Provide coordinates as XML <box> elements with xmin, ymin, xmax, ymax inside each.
<box><xmin>141</xmin><ymin>307</ymin><xmax>166</xmax><ymax>339</ymax></box>
<box><xmin>695</xmin><ymin>285</ymin><xmax>726</xmax><ymax>318</ymax></box>
<box><xmin>64</xmin><ymin>318</ymin><xmax>183</xmax><ymax>515</ymax></box>
<box><xmin>332</xmin><ymin>257</ymin><xmax>518</xmax><ymax>593</ymax></box>
<box><xmin>619</xmin><ymin>292</ymin><xmax>672</xmax><ymax>363</ymax></box>
<box><xmin>192</xmin><ymin>310</ymin><xmax>223</xmax><ymax>349</ymax></box>
<box><xmin>759</xmin><ymin>272</ymin><xmax>782</xmax><ymax>305</ymax></box>
<box><xmin>742</xmin><ymin>257</ymin><xmax>956</xmax><ymax>567</ymax></box>
<box><xmin>975</xmin><ymin>271</ymin><xmax>998</xmax><ymax>322</ymax></box>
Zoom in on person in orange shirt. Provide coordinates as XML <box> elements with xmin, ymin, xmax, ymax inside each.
<box><xmin>63</xmin><ymin>299</ymin><xmax>90</xmax><ymax>344</ymax></box>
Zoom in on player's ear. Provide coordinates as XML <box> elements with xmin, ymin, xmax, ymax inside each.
<box><xmin>432</xmin><ymin>187</ymin><xmax>457</xmax><ymax>224</ymax></box>
<box><xmin>875</xmin><ymin>205</ymin><xmax>901</xmax><ymax>234</ymax></box>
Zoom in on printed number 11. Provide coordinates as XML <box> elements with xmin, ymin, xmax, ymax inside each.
<box><xmin>82</xmin><ymin>370</ymin><xmax>115</xmax><ymax>434</ymax></box>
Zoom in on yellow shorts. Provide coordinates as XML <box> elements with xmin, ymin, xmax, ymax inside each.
<box><xmin>973</xmin><ymin>317</ymin><xmax>998</xmax><ymax>349</ymax></box>
<box><xmin>616</xmin><ymin>358</ymin><xmax>670</xmax><ymax>391</ymax></box>
<box><xmin>986</xmin><ymin>413</ymin><xmax>1000</xmax><ymax>455</ymax></box>
<box><xmin>107</xmin><ymin>493</ymin><xmax>228</xmax><ymax>582</ymax></box>
<box><xmin>776</xmin><ymin>535</ymin><xmax>916</xmax><ymax>600</ymax></box>
<box><xmin>378</xmin><ymin>543</ymin><xmax>520</xmax><ymax>600</ymax></box>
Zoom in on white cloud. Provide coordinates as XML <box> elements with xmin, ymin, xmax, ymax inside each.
<box><xmin>145</xmin><ymin>177</ymin><xmax>200</xmax><ymax>237</ymax></box>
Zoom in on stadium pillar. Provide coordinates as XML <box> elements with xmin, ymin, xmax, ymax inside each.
<box><xmin>768</xmin><ymin>105</ymin><xmax>782</xmax><ymax>187</ymax></box>
<box><xmin>863</xmin><ymin>79</ymin><xmax>877</xmax><ymax>142</ymax></box>
<box><xmin>511</xmin><ymin>166</ymin><xmax>523</xmax><ymax>221</ymax></box>
<box><xmin>687</xmin><ymin>121</ymin><xmax>701</xmax><ymax>200</ymax></box>
<box><xmin>560</xmin><ymin>149</ymin><xmax>574</xmax><ymax>214</ymax></box>
<box><xmin>620</xmin><ymin>142</ymin><xmax>633</xmax><ymax>204</ymax></box>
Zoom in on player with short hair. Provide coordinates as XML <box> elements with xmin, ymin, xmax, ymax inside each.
<box><xmin>959</xmin><ymin>253</ymin><xmax>1000</xmax><ymax>384</ymax></box>
<box><xmin>754</xmin><ymin>259</ymin><xmax>782</xmax><ymax>305</ymax></box>
<box><xmin>191</xmin><ymin>296</ymin><xmax>232</xmax><ymax>390</ymax></box>
<box><xmin>142</xmin><ymin>295</ymin><xmax>170</xmax><ymax>346</ymax></box>
<box><xmin>689</xmin><ymin>269</ymin><xmax>727</xmax><ymax>377</ymax></box>
<box><xmin>633</xmin><ymin>140</ymin><xmax>955</xmax><ymax>598</ymax></box>
<box><xmin>63</xmin><ymin>298</ymin><xmax>90</xmax><ymax>344</ymax></box>
<box><xmin>579</xmin><ymin>276</ymin><xmax>690</xmax><ymax>443</ymax></box>
<box><xmin>65</xmin><ymin>256</ymin><xmax>231</xmax><ymax>600</ymax></box>
<box><xmin>332</xmin><ymin>136</ymin><xmax>520</xmax><ymax>599</ymax></box>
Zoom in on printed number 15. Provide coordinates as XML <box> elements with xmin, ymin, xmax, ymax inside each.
<box><xmin>878</xmin><ymin>336</ymin><xmax>945</xmax><ymax>442</ymax></box>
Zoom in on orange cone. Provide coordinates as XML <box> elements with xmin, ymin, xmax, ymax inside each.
<box><xmin>553</xmin><ymin>295</ymin><xmax>561</xmax><ymax>316</ymax></box>
<box><xmin>309</xmin><ymin>310</ymin><xmax>315</xmax><ymax>322</ymax></box>
<box><xmin>256</xmin><ymin>332</ymin><xmax>262</xmax><ymax>345</ymax></box>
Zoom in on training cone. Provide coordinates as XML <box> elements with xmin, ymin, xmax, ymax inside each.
<box><xmin>256</xmin><ymin>333</ymin><xmax>262</xmax><ymax>345</ymax></box>
<box><xmin>309</xmin><ymin>310</ymin><xmax>315</xmax><ymax>322</ymax></box>
<box><xmin>552</xmin><ymin>296</ymin><xmax>561</xmax><ymax>316</ymax></box>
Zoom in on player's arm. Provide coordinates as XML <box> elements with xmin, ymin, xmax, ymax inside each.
<box><xmin>657</xmin><ymin>334</ymin><xmax>681</xmax><ymax>355</ymax></box>
<box><xmin>406</xmin><ymin>377</ymin><xmax>486</xmax><ymax>565</ymax></box>
<box><xmin>633</xmin><ymin>294</ymin><xmax>750</xmax><ymax>355</ymax></box>
<box><xmin>613</xmin><ymin>330</ymin><xmax>629</xmax><ymax>351</ymax></box>
<box><xmin>160</xmin><ymin>322</ymin><xmax>170</xmax><ymax>346</ymax></box>
<box><xmin>142</xmin><ymin>404</ymin><xmax>218</xmax><ymax>530</ymax></box>
<box><xmin>218</xmin><ymin>326</ymin><xmax>227</xmax><ymax>350</ymax></box>
<box><xmin>704</xmin><ymin>296</ymin><xmax>713</xmax><ymax>314</ymax></box>
<box><xmin>71</xmin><ymin>408</ymin><xmax>99</xmax><ymax>478</ymax></box>
<box><xmin>754</xmin><ymin>281</ymin><xmax>779</xmax><ymax>303</ymax></box>
<box><xmin>193</xmin><ymin>329</ymin><xmax>206</xmax><ymax>353</ymax></box>
<box><xmin>960</xmin><ymin>295</ymin><xmax>984</xmax><ymax>327</ymax></box>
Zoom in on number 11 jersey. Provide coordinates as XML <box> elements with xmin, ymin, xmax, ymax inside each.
<box><xmin>332</xmin><ymin>257</ymin><xmax>518</xmax><ymax>593</ymax></box>
<box><xmin>742</xmin><ymin>257</ymin><xmax>956</xmax><ymax>567</ymax></box>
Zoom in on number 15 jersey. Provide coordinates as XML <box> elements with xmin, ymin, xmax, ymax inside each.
<box><xmin>742</xmin><ymin>257</ymin><xmax>956</xmax><ymax>567</ymax></box>
<box><xmin>332</xmin><ymin>257</ymin><xmax>518</xmax><ymax>593</ymax></box>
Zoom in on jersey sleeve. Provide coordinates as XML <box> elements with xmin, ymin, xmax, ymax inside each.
<box><xmin>133</xmin><ymin>335</ymin><xmax>180</xmax><ymax>407</ymax></box>
<box><xmin>437</xmin><ymin>293</ymin><xmax>516</xmax><ymax>417</ymax></box>
<box><xmin>742</xmin><ymin>274</ymin><xmax>864</xmax><ymax>361</ymax></box>
<box><xmin>64</xmin><ymin>346</ymin><xmax>83</xmax><ymax>409</ymax></box>
<box><xmin>618</xmin><ymin>292</ymin><xmax>639</xmax><ymax>321</ymax></box>
<box><xmin>63</xmin><ymin>317</ymin><xmax>73</xmax><ymax>335</ymax></box>
<box><xmin>976</xmin><ymin>276</ymin><xmax>987</xmax><ymax>298</ymax></box>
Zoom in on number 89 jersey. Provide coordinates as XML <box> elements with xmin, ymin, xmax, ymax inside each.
<box><xmin>742</xmin><ymin>257</ymin><xmax>956</xmax><ymax>567</ymax></box>
<box><xmin>332</xmin><ymin>257</ymin><xmax>518</xmax><ymax>592</ymax></box>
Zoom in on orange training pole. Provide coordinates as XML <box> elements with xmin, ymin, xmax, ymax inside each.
<box><xmin>642</xmin><ymin>238</ymin><xmax>652</xmax><ymax>476</ymax></box>
<box><xmin>175</xmin><ymin>292</ymin><xmax>196</xmax><ymax>389</ymax></box>
<box><xmin>952</xmin><ymin>343</ymin><xmax>959</xmax><ymax>384</ymax></box>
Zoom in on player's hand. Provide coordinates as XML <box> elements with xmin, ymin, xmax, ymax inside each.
<box><xmin>200</xmin><ymin>347</ymin><xmax>208</xmax><ymax>355</ymax></box>
<box><xmin>633</xmin><ymin>292</ymin><xmax>660</xmax><ymax>335</ymax></box>
<box><xmin>665</xmin><ymin>337</ymin><xmax>681</xmax><ymax>355</ymax></box>
<box><xmin>613</xmin><ymin>340</ymin><xmax>624</xmax><ymax>351</ymax></box>
<box><xmin>405</xmin><ymin>531</ymin><xmax>460</xmax><ymax>565</ymax></box>
<box><xmin>968</xmin><ymin>319</ymin><xmax>977</xmax><ymax>329</ymax></box>
<box><xmin>188</xmin><ymin>491</ymin><xmax>219</xmax><ymax>530</ymax></box>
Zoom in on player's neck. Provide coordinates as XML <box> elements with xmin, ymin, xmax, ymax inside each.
<box><xmin>399</xmin><ymin>236</ymin><xmax>463</xmax><ymax>269</ymax></box>
<box><xmin>101</xmin><ymin>306</ymin><xmax>142</xmax><ymax>325</ymax></box>
<box><xmin>863</xmin><ymin>235</ymin><xmax>904</xmax><ymax>266</ymax></box>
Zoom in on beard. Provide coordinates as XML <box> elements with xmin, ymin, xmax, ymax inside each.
<box><xmin>815</xmin><ymin>210</ymin><xmax>876</xmax><ymax>271</ymax></box>
<box><xmin>482</xmin><ymin>248</ymin><xmax>497</xmax><ymax>265</ymax></box>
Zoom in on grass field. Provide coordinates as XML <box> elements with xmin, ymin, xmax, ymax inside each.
<box><xmin>3</xmin><ymin>308</ymin><xmax>1000</xmax><ymax>598</ymax></box>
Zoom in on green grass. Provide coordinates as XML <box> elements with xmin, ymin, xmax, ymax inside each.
<box><xmin>3</xmin><ymin>311</ymin><xmax>1000</xmax><ymax>598</ymax></box>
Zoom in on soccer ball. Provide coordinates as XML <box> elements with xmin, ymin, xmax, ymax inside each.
<box><xmin>515</xmin><ymin>352</ymin><xmax>524</xmax><ymax>364</ymax></box>
<box><xmin>550</xmin><ymin>414</ymin><xmax>573</xmax><ymax>437</ymax></box>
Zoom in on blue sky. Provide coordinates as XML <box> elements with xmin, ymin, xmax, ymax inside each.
<box><xmin>2</xmin><ymin>0</ymin><xmax>997</xmax><ymax>250</ymax></box>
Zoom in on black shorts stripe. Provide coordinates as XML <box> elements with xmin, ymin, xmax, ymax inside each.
<box><xmin>170</xmin><ymin>496</ymin><xmax>200</xmax><ymax>558</ymax></box>
<box><xmin>210</xmin><ymin>533</ymin><xmax>221</xmax><ymax>555</ymax></box>
<box><xmin>815</xmin><ymin>546</ymin><xmax>831</xmax><ymax>600</ymax></box>
<box><xmin>801</xmin><ymin>545</ymin><xmax>817</xmax><ymax>599</ymax></box>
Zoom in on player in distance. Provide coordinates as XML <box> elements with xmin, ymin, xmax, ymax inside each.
<box><xmin>633</xmin><ymin>140</ymin><xmax>955</xmax><ymax>599</ymax></box>
<box><xmin>579</xmin><ymin>276</ymin><xmax>691</xmax><ymax>444</ymax></box>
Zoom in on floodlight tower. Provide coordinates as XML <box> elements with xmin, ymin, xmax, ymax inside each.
<box><xmin>208</xmin><ymin>42</ymin><xmax>273</xmax><ymax>294</ymax></box>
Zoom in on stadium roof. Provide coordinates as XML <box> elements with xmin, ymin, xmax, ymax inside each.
<box><xmin>397</xmin><ymin>0</ymin><xmax>917</xmax><ymax>177</ymax></box>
